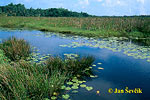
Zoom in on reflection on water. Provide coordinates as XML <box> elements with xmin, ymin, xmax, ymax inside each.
<box><xmin>131</xmin><ymin>38</ymin><xmax>150</xmax><ymax>46</ymax></box>
<box><xmin>0</xmin><ymin>30</ymin><xmax>150</xmax><ymax>100</ymax></box>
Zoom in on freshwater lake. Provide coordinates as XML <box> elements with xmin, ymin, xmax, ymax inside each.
<box><xmin>0</xmin><ymin>29</ymin><xmax>150</xmax><ymax>100</ymax></box>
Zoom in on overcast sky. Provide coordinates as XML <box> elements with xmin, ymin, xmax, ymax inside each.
<box><xmin>0</xmin><ymin>0</ymin><xmax>150</xmax><ymax>16</ymax></box>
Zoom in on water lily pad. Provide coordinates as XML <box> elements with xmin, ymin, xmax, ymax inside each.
<box><xmin>66</xmin><ymin>81</ymin><xmax>73</xmax><ymax>85</ymax></box>
<box><xmin>90</xmin><ymin>75</ymin><xmax>98</xmax><ymax>78</ymax></box>
<box><xmin>62</xmin><ymin>94</ymin><xmax>70</xmax><ymax>99</ymax></box>
<box><xmin>86</xmin><ymin>86</ymin><xmax>93</xmax><ymax>91</ymax></box>
<box><xmin>78</xmin><ymin>81</ymin><xmax>83</xmax><ymax>84</ymax></box>
<box><xmin>80</xmin><ymin>84</ymin><xmax>86</xmax><ymax>88</ymax></box>
<box><xmin>92</xmin><ymin>64</ymin><xmax>96</xmax><ymax>67</ymax></box>
<box><xmin>71</xmin><ymin>85</ymin><xmax>79</xmax><ymax>89</ymax></box>
<box><xmin>72</xmin><ymin>90</ymin><xmax>78</xmax><ymax>93</ymax></box>
<box><xmin>65</xmin><ymin>87</ymin><xmax>71</xmax><ymax>91</ymax></box>
<box><xmin>73</xmin><ymin>83</ymin><xmax>79</xmax><ymax>86</ymax></box>
<box><xmin>82</xmin><ymin>80</ymin><xmax>86</xmax><ymax>83</ymax></box>
<box><xmin>98</xmin><ymin>63</ymin><xmax>102</xmax><ymax>65</ymax></box>
<box><xmin>98</xmin><ymin>67</ymin><xmax>104</xmax><ymax>70</ymax></box>
<box><xmin>44</xmin><ymin>98</ymin><xmax>50</xmax><ymax>100</ymax></box>
<box><xmin>61</xmin><ymin>85</ymin><xmax>66</xmax><ymax>89</ymax></box>
<box><xmin>89</xmin><ymin>67</ymin><xmax>92</xmax><ymax>69</ymax></box>
<box><xmin>72</xmin><ymin>78</ymin><xmax>78</xmax><ymax>82</ymax></box>
<box><xmin>51</xmin><ymin>96</ymin><xmax>57</xmax><ymax>100</ymax></box>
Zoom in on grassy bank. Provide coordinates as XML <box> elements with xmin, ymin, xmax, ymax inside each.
<box><xmin>0</xmin><ymin>37</ymin><xmax>94</xmax><ymax>100</ymax></box>
<box><xmin>0</xmin><ymin>16</ymin><xmax>150</xmax><ymax>38</ymax></box>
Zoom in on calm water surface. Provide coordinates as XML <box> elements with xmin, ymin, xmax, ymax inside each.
<box><xmin>0</xmin><ymin>30</ymin><xmax>150</xmax><ymax>100</ymax></box>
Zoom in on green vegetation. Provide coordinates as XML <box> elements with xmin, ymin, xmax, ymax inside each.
<box><xmin>0</xmin><ymin>50</ymin><xmax>9</xmax><ymax>64</ymax></box>
<box><xmin>46</xmin><ymin>56</ymin><xmax>94</xmax><ymax>77</ymax></box>
<box><xmin>0</xmin><ymin>38</ymin><xmax>94</xmax><ymax>100</ymax></box>
<box><xmin>0</xmin><ymin>3</ymin><xmax>91</xmax><ymax>17</ymax></box>
<box><xmin>0</xmin><ymin>37</ymin><xmax>31</xmax><ymax>61</ymax></box>
<box><xmin>0</xmin><ymin>16</ymin><xmax>150</xmax><ymax>39</ymax></box>
<box><xmin>0</xmin><ymin>60</ymin><xmax>67</xmax><ymax>100</ymax></box>
<box><xmin>59</xmin><ymin>37</ymin><xmax>150</xmax><ymax>62</ymax></box>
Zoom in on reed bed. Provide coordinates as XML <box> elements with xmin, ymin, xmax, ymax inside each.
<box><xmin>0</xmin><ymin>37</ymin><xmax>31</xmax><ymax>61</ymax></box>
<box><xmin>0</xmin><ymin>16</ymin><xmax>150</xmax><ymax>38</ymax></box>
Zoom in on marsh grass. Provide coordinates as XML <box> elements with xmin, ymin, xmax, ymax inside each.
<box><xmin>46</xmin><ymin>56</ymin><xmax>94</xmax><ymax>77</ymax></box>
<box><xmin>0</xmin><ymin>61</ymin><xmax>67</xmax><ymax>100</ymax></box>
<box><xmin>0</xmin><ymin>49</ymin><xmax>9</xmax><ymax>64</ymax></box>
<box><xmin>0</xmin><ymin>16</ymin><xmax>150</xmax><ymax>38</ymax></box>
<box><xmin>0</xmin><ymin>37</ymin><xmax>31</xmax><ymax>61</ymax></box>
<box><xmin>0</xmin><ymin>56</ymin><xmax>94</xmax><ymax>100</ymax></box>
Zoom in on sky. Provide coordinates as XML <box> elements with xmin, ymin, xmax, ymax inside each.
<box><xmin>0</xmin><ymin>0</ymin><xmax>150</xmax><ymax>16</ymax></box>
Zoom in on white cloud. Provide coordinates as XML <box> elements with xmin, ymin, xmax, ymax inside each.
<box><xmin>97</xmin><ymin>0</ymin><xmax>103</xmax><ymax>2</ymax></box>
<box><xmin>79</xmin><ymin>0</ymin><xmax>89</xmax><ymax>8</ymax></box>
<box><xmin>24</xmin><ymin>0</ymin><xmax>32</xmax><ymax>2</ymax></box>
<box><xmin>79</xmin><ymin>0</ymin><xmax>89</xmax><ymax>5</ymax></box>
<box><xmin>137</xmin><ymin>0</ymin><xmax>146</xmax><ymax>15</ymax></box>
<box><xmin>101</xmin><ymin>0</ymin><xmax>126</xmax><ymax>7</ymax></box>
<box><xmin>137</xmin><ymin>0</ymin><xmax>145</xmax><ymax>4</ymax></box>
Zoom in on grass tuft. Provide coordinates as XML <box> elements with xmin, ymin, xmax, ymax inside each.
<box><xmin>0</xmin><ymin>37</ymin><xmax>31</xmax><ymax>61</ymax></box>
<box><xmin>0</xmin><ymin>56</ymin><xmax>94</xmax><ymax>100</ymax></box>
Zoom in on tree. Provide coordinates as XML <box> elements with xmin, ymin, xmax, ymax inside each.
<box><xmin>0</xmin><ymin>3</ymin><xmax>91</xmax><ymax>17</ymax></box>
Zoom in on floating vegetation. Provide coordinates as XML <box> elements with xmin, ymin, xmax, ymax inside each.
<box><xmin>65</xmin><ymin>87</ymin><xmax>72</xmax><ymax>91</ymax></box>
<box><xmin>51</xmin><ymin>96</ymin><xmax>57</xmax><ymax>100</ymax></box>
<box><xmin>92</xmin><ymin>64</ymin><xmax>96</xmax><ymax>67</ymax></box>
<box><xmin>71</xmin><ymin>85</ymin><xmax>79</xmax><ymax>89</ymax></box>
<box><xmin>34</xmin><ymin>30</ymin><xmax>150</xmax><ymax>64</ymax></box>
<box><xmin>98</xmin><ymin>67</ymin><xmax>104</xmax><ymax>70</ymax></box>
<box><xmin>90</xmin><ymin>75</ymin><xmax>98</xmax><ymax>78</ymax></box>
<box><xmin>64</xmin><ymin>53</ymin><xmax>79</xmax><ymax>59</ymax></box>
<box><xmin>29</xmin><ymin>47</ymin><xmax>52</xmax><ymax>64</ymax></box>
<box><xmin>67</xmin><ymin>81</ymin><xmax>73</xmax><ymax>85</ymax></box>
<box><xmin>72</xmin><ymin>90</ymin><xmax>78</xmax><ymax>93</ymax></box>
<box><xmin>62</xmin><ymin>94</ymin><xmax>70</xmax><ymax>99</ymax></box>
<box><xmin>61</xmin><ymin>85</ymin><xmax>66</xmax><ymax>90</ymax></box>
<box><xmin>80</xmin><ymin>84</ymin><xmax>87</xmax><ymax>88</ymax></box>
<box><xmin>86</xmin><ymin>86</ymin><xmax>93</xmax><ymax>91</ymax></box>
<box><xmin>98</xmin><ymin>63</ymin><xmax>102</xmax><ymax>65</ymax></box>
<box><xmin>59</xmin><ymin>36</ymin><xmax>150</xmax><ymax>63</ymax></box>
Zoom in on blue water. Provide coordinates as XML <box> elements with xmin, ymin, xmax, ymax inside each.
<box><xmin>0</xmin><ymin>30</ymin><xmax>150</xmax><ymax>100</ymax></box>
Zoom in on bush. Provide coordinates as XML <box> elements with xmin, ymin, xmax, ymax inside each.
<box><xmin>0</xmin><ymin>37</ymin><xmax>31</xmax><ymax>61</ymax></box>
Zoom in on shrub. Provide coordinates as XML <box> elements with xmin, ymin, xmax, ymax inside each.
<box><xmin>0</xmin><ymin>37</ymin><xmax>31</xmax><ymax>61</ymax></box>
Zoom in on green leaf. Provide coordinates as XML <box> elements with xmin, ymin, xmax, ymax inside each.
<box><xmin>51</xmin><ymin>96</ymin><xmax>57</xmax><ymax>100</ymax></box>
<box><xmin>62</xmin><ymin>94</ymin><xmax>70</xmax><ymax>99</ymax></box>
<box><xmin>80</xmin><ymin>84</ymin><xmax>86</xmax><ymax>88</ymax></box>
<box><xmin>65</xmin><ymin>87</ymin><xmax>71</xmax><ymax>91</ymax></box>
<box><xmin>86</xmin><ymin>86</ymin><xmax>93</xmax><ymax>91</ymax></box>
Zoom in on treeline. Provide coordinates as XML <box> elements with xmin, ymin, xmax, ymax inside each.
<box><xmin>0</xmin><ymin>3</ymin><xmax>91</xmax><ymax>17</ymax></box>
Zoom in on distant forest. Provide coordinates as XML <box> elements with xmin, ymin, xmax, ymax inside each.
<box><xmin>0</xmin><ymin>3</ymin><xmax>92</xmax><ymax>17</ymax></box>
<box><xmin>0</xmin><ymin>3</ymin><xmax>150</xmax><ymax>18</ymax></box>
